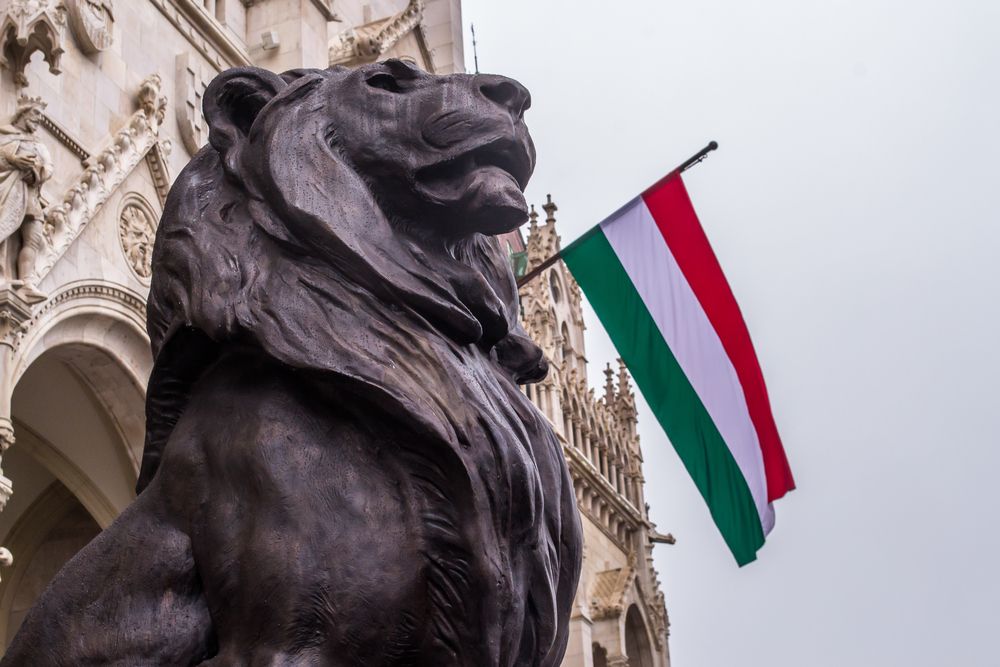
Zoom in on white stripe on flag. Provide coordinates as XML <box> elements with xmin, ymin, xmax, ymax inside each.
<box><xmin>600</xmin><ymin>198</ymin><xmax>775</xmax><ymax>533</ymax></box>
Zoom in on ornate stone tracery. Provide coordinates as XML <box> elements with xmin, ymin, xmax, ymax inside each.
<box><xmin>0</xmin><ymin>0</ymin><xmax>67</xmax><ymax>87</ymax></box>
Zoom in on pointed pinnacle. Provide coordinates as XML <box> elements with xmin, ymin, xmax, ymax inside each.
<box><xmin>542</xmin><ymin>194</ymin><xmax>557</xmax><ymax>224</ymax></box>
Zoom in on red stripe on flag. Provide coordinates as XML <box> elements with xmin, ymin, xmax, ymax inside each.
<box><xmin>641</xmin><ymin>177</ymin><xmax>795</xmax><ymax>501</ymax></box>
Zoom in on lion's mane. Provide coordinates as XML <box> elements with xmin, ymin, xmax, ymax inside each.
<box><xmin>137</xmin><ymin>66</ymin><xmax>580</xmax><ymax>664</ymax></box>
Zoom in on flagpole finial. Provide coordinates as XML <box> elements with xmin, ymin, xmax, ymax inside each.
<box><xmin>517</xmin><ymin>141</ymin><xmax>718</xmax><ymax>290</ymax></box>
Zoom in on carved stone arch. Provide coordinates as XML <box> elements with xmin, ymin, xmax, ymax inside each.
<box><xmin>9</xmin><ymin>281</ymin><xmax>151</xmax><ymax>478</ymax></box>
<box><xmin>12</xmin><ymin>281</ymin><xmax>150</xmax><ymax>388</ymax></box>
<box><xmin>116</xmin><ymin>192</ymin><xmax>160</xmax><ymax>282</ymax></box>
<box><xmin>624</xmin><ymin>603</ymin><xmax>655</xmax><ymax>667</ymax></box>
<box><xmin>548</xmin><ymin>268</ymin><xmax>563</xmax><ymax>304</ymax></box>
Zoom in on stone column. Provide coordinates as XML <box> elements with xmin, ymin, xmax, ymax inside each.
<box><xmin>0</xmin><ymin>288</ymin><xmax>29</xmax><ymax>583</ymax></box>
<box><xmin>563</xmin><ymin>615</ymin><xmax>596</xmax><ymax>667</ymax></box>
<box><xmin>0</xmin><ymin>286</ymin><xmax>32</xmax><ymax>514</ymax></box>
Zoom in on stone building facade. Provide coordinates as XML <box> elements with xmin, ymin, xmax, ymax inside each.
<box><xmin>0</xmin><ymin>1</ymin><xmax>670</xmax><ymax>664</ymax></box>
<box><xmin>503</xmin><ymin>201</ymin><xmax>673</xmax><ymax>667</ymax></box>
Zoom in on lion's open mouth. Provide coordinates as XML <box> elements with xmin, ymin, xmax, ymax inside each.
<box><xmin>416</xmin><ymin>138</ymin><xmax>532</xmax><ymax>193</ymax></box>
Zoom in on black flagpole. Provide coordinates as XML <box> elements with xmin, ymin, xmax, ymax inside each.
<box><xmin>516</xmin><ymin>141</ymin><xmax>719</xmax><ymax>289</ymax></box>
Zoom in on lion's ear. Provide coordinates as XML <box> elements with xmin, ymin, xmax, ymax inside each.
<box><xmin>203</xmin><ymin>67</ymin><xmax>286</xmax><ymax>161</ymax></box>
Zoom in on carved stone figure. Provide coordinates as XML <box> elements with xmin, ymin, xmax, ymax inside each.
<box><xmin>0</xmin><ymin>95</ymin><xmax>52</xmax><ymax>296</ymax></box>
<box><xmin>2</xmin><ymin>61</ymin><xmax>582</xmax><ymax>665</ymax></box>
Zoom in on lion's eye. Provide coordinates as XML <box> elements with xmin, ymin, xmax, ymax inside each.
<box><xmin>367</xmin><ymin>73</ymin><xmax>402</xmax><ymax>93</ymax></box>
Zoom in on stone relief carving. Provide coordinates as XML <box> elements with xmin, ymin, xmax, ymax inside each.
<box><xmin>0</xmin><ymin>95</ymin><xmax>53</xmax><ymax>299</ymax></box>
<box><xmin>329</xmin><ymin>0</ymin><xmax>424</xmax><ymax>66</ymax></box>
<box><xmin>0</xmin><ymin>0</ymin><xmax>67</xmax><ymax>86</ymax></box>
<box><xmin>32</xmin><ymin>73</ymin><xmax>167</xmax><ymax>287</ymax></box>
<box><xmin>175</xmin><ymin>51</ymin><xmax>210</xmax><ymax>155</ymax></box>
<box><xmin>118</xmin><ymin>196</ymin><xmax>155</xmax><ymax>280</ymax></box>
<box><xmin>66</xmin><ymin>0</ymin><xmax>114</xmax><ymax>54</ymax></box>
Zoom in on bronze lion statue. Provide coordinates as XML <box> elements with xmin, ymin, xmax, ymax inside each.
<box><xmin>2</xmin><ymin>61</ymin><xmax>582</xmax><ymax>665</ymax></box>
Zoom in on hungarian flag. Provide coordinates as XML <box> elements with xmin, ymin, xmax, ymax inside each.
<box><xmin>561</xmin><ymin>175</ymin><xmax>795</xmax><ymax>565</ymax></box>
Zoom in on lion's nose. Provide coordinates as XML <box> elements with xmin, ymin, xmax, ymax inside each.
<box><xmin>478</xmin><ymin>75</ymin><xmax>531</xmax><ymax>119</ymax></box>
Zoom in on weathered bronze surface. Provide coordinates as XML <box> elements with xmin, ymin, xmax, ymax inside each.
<box><xmin>2</xmin><ymin>61</ymin><xmax>582</xmax><ymax>665</ymax></box>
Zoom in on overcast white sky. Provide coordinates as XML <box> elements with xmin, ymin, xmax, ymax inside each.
<box><xmin>462</xmin><ymin>1</ymin><xmax>1000</xmax><ymax>664</ymax></box>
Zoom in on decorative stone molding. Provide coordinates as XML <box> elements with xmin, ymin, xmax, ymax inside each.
<box><xmin>3</xmin><ymin>280</ymin><xmax>147</xmax><ymax>356</ymax></box>
<box><xmin>39</xmin><ymin>111</ymin><xmax>89</xmax><ymax>164</ymax></box>
<box><xmin>117</xmin><ymin>194</ymin><xmax>156</xmax><ymax>280</ymax></box>
<box><xmin>649</xmin><ymin>590</ymin><xmax>669</xmax><ymax>649</ymax></box>
<box><xmin>175</xmin><ymin>51</ymin><xmax>210</xmax><ymax>155</ymax></box>
<box><xmin>145</xmin><ymin>139</ymin><xmax>172</xmax><ymax>206</ymax></box>
<box><xmin>66</xmin><ymin>0</ymin><xmax>113</xmax><ymax>54</ymax></box>
<box><xmin>0</xmin><ymin>0</ymin><xmax>67</xmax><ymax>86</ymax></box>
<box><xmin>329</xmin><ymin>0</ymin><xmax>424</xmax><ymax>67</ymax></box>
<box><xmin>34</xmin><ymin>74</ymin><xmax>167</xmax><ymax>285</ymax></box>
<box><xmin>589</xmin><ymin>556</ymin><xmax>637</xmax><ymax>621</ymax></box>
<box><xmin>243</xmin><ymin>0</ymin><xmax>338</xmax><ymax>21</ymax></box>
<box><xmin>149</xmin><ymin>0</ymin><xmax>251</xmax><ymax>71</ymax></box>
<box><xmin>0</xmin><ymin>287</ymin><xmax>35</xmax><ymax>349</ymax></box>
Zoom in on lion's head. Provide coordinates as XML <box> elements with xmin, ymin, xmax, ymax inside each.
<box><xmin>139</xmin><ymin>61</ymin><xmax>548</xmax><ymax>489</ymax></box>
<box><xmin>137</xmin><ymin>62</ymin><xmax>580</xmax><ymax>664</ymax></box>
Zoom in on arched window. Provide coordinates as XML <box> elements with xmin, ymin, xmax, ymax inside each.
<box><xmin>625</xmin><ymin>605</ymin><xmax>655</xmax><ymax>667</ymax></box>
<box><xmin>560</xmin><ymin>322</ymin><xmax>571</xmax><ymax>365</ymax></box>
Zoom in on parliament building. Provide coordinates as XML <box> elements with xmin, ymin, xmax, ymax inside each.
<box><xmin>0</xmin><ymin>1</ymin><xmax>670</xmax><ymax>664</ymax></box>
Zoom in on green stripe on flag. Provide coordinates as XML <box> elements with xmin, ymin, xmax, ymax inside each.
<box><xmin>563</xmin><ymin>229</ymin><xmax>765</xmax><ymax>565</ymax></box>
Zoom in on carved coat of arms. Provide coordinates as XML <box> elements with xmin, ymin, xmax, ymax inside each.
<box><xmin>66</xmin><ymin>0</ymin><xmax>114</xmax><ymax>54</ymax></box>
<box><xmin>174</xmin><ymin>52</ymin><xmax>210</xmax><ymax>155</ymax></box>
